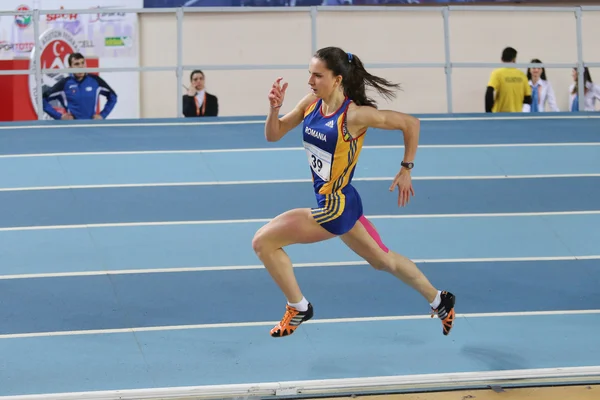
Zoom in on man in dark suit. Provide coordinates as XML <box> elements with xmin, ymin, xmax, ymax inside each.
<box><xmin>182</xmin><ymin>70</ymin><xmax>219</xmax><ymax>117</ymax></box>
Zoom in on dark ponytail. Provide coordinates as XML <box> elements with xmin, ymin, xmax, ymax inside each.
<box><xmin>572</xmin><ymin>66</ymin><xmax>592</xmax><ymax>95</ymax></box>
<box><xmin>314</xmin><ymin>47</ymin><xmax>401</xmax><ymax>108</ymax></box>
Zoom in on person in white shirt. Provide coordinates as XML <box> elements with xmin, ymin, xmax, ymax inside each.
<box><xmin>523</xmin><ymin>59</ymin><xmax>559</xmax><ymax>112</ymax></box>
<box><xmin>569</xmin><ymin>67</ymin><xmax>600</xmax><ymax>112</ymax></box>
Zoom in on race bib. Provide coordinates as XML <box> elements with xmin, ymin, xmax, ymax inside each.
<box><xmin>304</xmin><ymin>141</ymin><xmax>332</xmax><ymax>181</ymax></box>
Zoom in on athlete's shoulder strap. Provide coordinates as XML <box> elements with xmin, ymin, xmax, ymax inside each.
<box><xmin>303</xmin><ymin>98</ymin><xmax>320</xmax><ymax>118</ymax></box>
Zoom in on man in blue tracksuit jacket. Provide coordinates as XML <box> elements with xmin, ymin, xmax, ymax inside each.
<box><xmin>42</xmin><ymin>53</ymin><xmax>118</xmax><ymax>120</ymax></box>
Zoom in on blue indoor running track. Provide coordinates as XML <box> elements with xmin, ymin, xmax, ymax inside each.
<box><xmin>0</xmin><ymin>113</ymin><xmax>599</xmax><ymax>399</ymax></box>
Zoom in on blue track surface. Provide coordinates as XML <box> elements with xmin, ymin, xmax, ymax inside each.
<box><xmin>1</xmin><ymin>178</ymin><xmax>600</xmax><ymax>227</ymax></box>
<box><xmin>0</xmin><ymin>114</ymin><xmax>599</xmax><ymax>397</ymax></box>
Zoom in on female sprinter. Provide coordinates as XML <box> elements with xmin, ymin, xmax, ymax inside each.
<box><xmin>252</xmin><ymin>47</ymin><xmax>456</xmax><ymax>338</ymax></box>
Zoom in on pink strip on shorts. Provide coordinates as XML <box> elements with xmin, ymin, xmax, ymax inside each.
<box><xmin>359</xmin><ymin>215</ymin><xmax>389</xmax><ymax>253</ymax></box>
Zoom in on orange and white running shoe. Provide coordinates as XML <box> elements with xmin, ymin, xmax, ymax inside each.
<box><xmin>270</xmin><ymin>303</ymin><xmax>314</xmax><ymax>337</ymax></box>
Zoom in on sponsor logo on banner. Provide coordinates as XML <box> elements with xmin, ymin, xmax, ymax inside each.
<box><xmin>78</xmin><ymin>40</ymin><xmax>94</xmax><ymax>48</ymax></box>
<box><xmin>104</xmin><ymin>36</ymin><xmax>132</xmax><ymax>47</ymax></box>
<box><xmin>14</xmin><ymin>5</ymin><xmax>32</xmax><ymax>29</ymax></box>
<box><xmin>89</xmin><ymin>6</ymin><xmax>127</xmax><ymax>23</ymax></box>
<box><xmin>46</xmin><ymin>6</ymin><xmax>79</xmax><ymax>22</ymax></box>
<box><xmin>0</xmin><ymin>41</ymin><xmax>34</xmax><ymax>53</ymax></box>
<box><xmin>46</xmin><ymin>6</ymin><xmax>83</xmax><ymax>36</ymax></box>
<box><xmin>28</xmin><ymin>28</ymin><xmax>80</xmax><ymax>118</ymax></box>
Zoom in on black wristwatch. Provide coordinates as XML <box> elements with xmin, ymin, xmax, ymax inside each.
<box><xmin>401</xmin><ymin>161</ymin><xmax>414</xmax><ymax>170</ymax></box>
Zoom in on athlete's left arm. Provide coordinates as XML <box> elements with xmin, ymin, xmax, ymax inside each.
<box><xmin>349</xmin><ymin>106</ymin><xmax>419</xmax><ymax>207</ymax></box>
<box><xmin>349</xmin><ymin>106</ymin><xmax>420</xmax><ymax>165</ymax></box>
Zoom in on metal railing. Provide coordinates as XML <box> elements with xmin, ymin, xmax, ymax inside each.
<box><xmin>1</xmin><ymin>5</ymin><xmax>599</xmax><ymax>119</ymax></box>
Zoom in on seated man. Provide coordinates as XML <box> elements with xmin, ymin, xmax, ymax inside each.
<box><xmin>182</xmin><ymin>70</ymin><xmax>219</xmax><ymax>117</ymax></box>
<box><xmin>42</xmin><ymin>52</ymin><xmax>118</xmax><ymax>120</ymax></box>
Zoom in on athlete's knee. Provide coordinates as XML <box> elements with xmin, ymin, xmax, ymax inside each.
<box><xmin>251</xmin><ymin>229</ymin><xmax>268</xmax><ymax>256</ymax></box>
<box><xmin>252</xmin><ymin>224</ymin><xmax>280</xmax><ymax>258</ymax></box>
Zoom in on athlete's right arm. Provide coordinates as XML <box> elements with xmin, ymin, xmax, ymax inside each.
<box><xmin>265</xmin><ymin>78</ymin><xmax>315</xmax><ymax>142</ymax></box>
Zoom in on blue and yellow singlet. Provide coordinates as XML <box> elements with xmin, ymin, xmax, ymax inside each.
<box><xmin>302</xmin><ymin>97</ymin><xmax>367</xmax><ymax>235</ymax></box>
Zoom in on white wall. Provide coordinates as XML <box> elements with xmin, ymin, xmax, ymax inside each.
<box><xmin>138</xmin><ymin>7</ymin><xmax>600</xmax><ymax>118</ymax></box>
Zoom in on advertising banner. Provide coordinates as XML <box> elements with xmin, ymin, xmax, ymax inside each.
<box><xmin>0</xmin><ymin>0</ymin><xmax>142</xmax><ymax>121</ymax></box>
<box><xmin>142</xmin><ymin>0</ymin><xmax>531</xmax><ymax>6</ymax></box>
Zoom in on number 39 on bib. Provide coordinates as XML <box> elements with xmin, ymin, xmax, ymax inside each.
<box><xmin>304</xmin><ymin>141</ymin><xmax>332</xmax><ymax>181</ymax></box>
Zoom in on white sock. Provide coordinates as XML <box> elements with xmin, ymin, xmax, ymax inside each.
<box><xmin>288</xmin><ymin>296</ymin><xmax>309</xmax><ymax>312</ymax></box>
<box><xmin>430</xmin><ymin>290</ymin><xmax>442</xmax><ymax>309</ymax></box>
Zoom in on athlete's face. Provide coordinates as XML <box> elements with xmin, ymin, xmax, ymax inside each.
<box><xmin>308</xmin><ymin>57</ymin><xmax>341</xmax><ymax>98</ymax></box>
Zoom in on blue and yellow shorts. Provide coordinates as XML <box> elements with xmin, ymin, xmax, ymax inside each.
<box><xmin>311</xmin><ymin>184</ymin><xmax>363</xmax><ymax>236</ymax></box>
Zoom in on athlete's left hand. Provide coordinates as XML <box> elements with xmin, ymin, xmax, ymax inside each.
<box><xmin>389</xmin><ymin>168</ymin><xmax>415</xmax><ymax>207</ymax></box>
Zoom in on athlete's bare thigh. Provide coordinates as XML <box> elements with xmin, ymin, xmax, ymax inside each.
<box><xmin>253</xmin><ymin>208</ymin><xmax>336</xmax><ymax>251</ymax></box>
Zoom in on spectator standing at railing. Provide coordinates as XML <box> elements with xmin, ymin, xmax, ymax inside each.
<box><xmin>569</xmin><ymin>67</ymin><xmax>600</xmax><ymax>112</ymax></box>
<box><xmin>523</xmin><ymin>59</ymin><xmax>560</xmax><ymax>112</ymax></box>
<box><xmin>42</xmin><ymin>53</ymin><xmax>118</xmax><ymax>120</ymax></box>
<box><xmin>182</xmin><ymin>70</ymin><xmax>219</xmax><ymax>117</ymax></box>
<box><xmin>485</xmin><ymin>47</ymin><xmax>532</xmax><ymax>113</ymax></box>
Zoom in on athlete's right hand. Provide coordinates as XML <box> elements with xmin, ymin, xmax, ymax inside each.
<box><xmin>268</xmin><ymin>77</ymin><xmax>288</xmax><ymax>109</ymax></box>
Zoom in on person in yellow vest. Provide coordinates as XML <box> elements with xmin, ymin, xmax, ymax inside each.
<box><xmin>485</xmin><ymin>47</ymin><xmax>532</xmax><ymax>113</ymax></box>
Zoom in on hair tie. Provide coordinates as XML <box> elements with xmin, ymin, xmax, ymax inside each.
<box><xmin>347</xmin><ymin>52</ymin><xmax>353</xmax><ymax>63</ymax></box>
